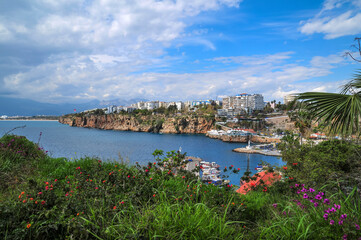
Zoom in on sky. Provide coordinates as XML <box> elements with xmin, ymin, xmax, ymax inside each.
<box><xmin>1</xmin><ymin>0</ymin><xmax>361</xmax><ymax>104</ymax></box>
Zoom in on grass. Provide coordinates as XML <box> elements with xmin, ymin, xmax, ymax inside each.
<box><xmin>1</xmin><ymin>134</ymin><xmax>361</xmax><ymax>239</ymax></box>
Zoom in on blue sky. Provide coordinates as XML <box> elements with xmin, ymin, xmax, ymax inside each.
<box><xmin>1</xmin><ymin>0</ymin><xmax>361</xmax><ymax>104</ymax></box>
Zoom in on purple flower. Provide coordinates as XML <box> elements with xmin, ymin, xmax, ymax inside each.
<box><xmin>272</xmin><ymin>203</ymin><xmax>277</xmax><ymax>208</ymax></box>
<box><xmin>330</xmin><ymin>207</ymin><xmax>336</xmax><ymax>213</ymax></box>
<box><xmin>355</xmin><ymin>224</ymin><xmax>360</xmax><ymax>230</ymax></box>
<box><xmin>339</xmin><ymin>220</ymin><xmax>344</xmax><ymax>225</ymax></box>
<box><xmin>330</xmin><ymin>220</ymin><xmax>335</xmax><ymax>225</ymax></box>
<box><xmin>309</xmin><ymin>188</ymin><xmax>315</xmax><ymax>193</ymax></box>
<box><xmin>295</xmin><ymin>184</ymin><xmax>299</xmax><ymax>187</ymax></box>
<box><xmin>323</xmin><ymin>213</ymin><xmax>329</xmax><ymax>220</ymax></box>
<box><xmin>301</xmin><ymin>187</ymin><xmax>307</xmax><ymax>192</ymax></box>
<box><xmin>314</xmin><ymin>202</ymin><xmax>319</xmax><ymax>207</ymax></box>
<box><xmin>340</xmin><ymin>214</ymin><xmax>347</xmax><ymax>220</ymax></box>
<box><xmin>319</xmin><ymin>192</ymin><xmax>325</xmax><ymax>196</ymax></box>
<box><xmin>343</xmin><ymin>234</ymin><xmax>347</xmax><ymax>240</ymax></box>
<box><xmin>315</xmin><ymin>194</ymin><xmax>322</xmax><ymax>200</ymax></box>
<box><xmin>283</xmin><ymin>211</ymin><xmax>286</xmax><ymax>215</ymax></box>
<box><xmin>324</xmin><ymin>198</ymin><xmax>330</xmax><ymax>205</ymax></box>
<box><xmin>303</xmin><ymin>193</ymin><xmax>309</xmax><ymax>199</ymax></box>
<box><xmin>310</xmin><ymin>199</ymin><xmax>316</xmax><ymax>203</ymax></box>
<box><xmin>297</xmin><ymin>190</ymin><xmax>301</xmax><ymax>194</ymax></box>
<box><xmin>334</xmin><ymin>204</ymin><xmax>341</xmax><ymax>209</ymax></box>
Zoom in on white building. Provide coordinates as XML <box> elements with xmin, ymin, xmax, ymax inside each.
<box><xmin>145</xmin><ymin>101</ymin><xmax>160</xmax><ymax>110</ymax></box>
<box><xmin>106</xmin><ymin>105</ymin><xmax>117</xmax><ymax>114</ymax></box>
<box><xmin>222</xmin><ymin>93</ymin><xmax>264</xmax><ymax>112</ymax></box>
<box><xmin>175</xmin><ymin>101</ymin><xmax>184</xmax><ymax>111</ymax></box>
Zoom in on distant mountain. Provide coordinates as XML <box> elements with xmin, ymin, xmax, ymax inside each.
<box><xmin>99</xmin><ymin>98</ymin><xmax>148</xmax><ymax>107</ymax></box>
<box><xmin>0</xmin><ymin>97</ymin><xmax>148</xmax><ymax>116</ymax></box>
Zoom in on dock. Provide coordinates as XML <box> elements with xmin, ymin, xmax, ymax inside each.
<box><xmin>233</xmin><ymin>147</ymin><xmax>281</xmax><ymax>156</ymax></box>
<box><xmin>183</xmin><ymin>156</ymin><xmax>202</xmax><ymax>176</ymax></box>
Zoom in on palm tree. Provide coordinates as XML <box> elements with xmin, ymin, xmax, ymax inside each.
<box><xmin>297</xmin><ymin>70</ymin><xmax>361</xmax><ymax>137</ymax></box>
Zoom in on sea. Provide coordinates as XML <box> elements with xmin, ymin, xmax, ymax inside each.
<box><xmin>0</xmin><ymin>120</ymin><xmax>283</xmax><ymax>186</ymax></box>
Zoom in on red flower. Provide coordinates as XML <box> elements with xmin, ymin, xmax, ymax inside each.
<box><xmin>38</xmin><ymin>192</ymin><xmax>42</xmax><ymax>195</ymax></box>
<box><xmin>283</xmin><ymin>166</ymin><xmax>288</xmax><ymax>170</ymax></box>
<box><xmin>153</xmin><ymin>194</ymin><xmax>156</xmax><ymax>197</ymax></box>
<box><xmin>237</xmin><ymin>168</ymin><xmax>240</xmax><ymax>171</ymax></box>
<box><xmin>113</xmin><ymin>206</ymin><xmax>116</xmax><ymax>210</ymax></box>
<box><xmin>41</xmin><ymin>200</ymin><xmax>45</xmax><ymax>205</ymax></box>
<box><xmin>293</xmin><ymin>163</ymin><xmax>298</xmax><ymax>166</ymax></box>
<box><xmin>182</xmin><ymin>176</ymin><xmax>185</xmax><ymax>179</ymax></box>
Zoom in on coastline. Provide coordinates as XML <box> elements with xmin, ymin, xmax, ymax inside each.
<box><xmin>232</xmin><ymin>147</ymin><xmax>282</xmax><ymax>157</ymax></box>
<box><xmin>0</xmin><ymin>119</ymin><xmax>59</xmax><ymax>121</ymax></box>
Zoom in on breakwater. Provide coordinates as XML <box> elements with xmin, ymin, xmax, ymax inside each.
<box><xmin>206</xmin><ymin>132</ymin><xmax>281</xmax><ymax>144</ymax></box>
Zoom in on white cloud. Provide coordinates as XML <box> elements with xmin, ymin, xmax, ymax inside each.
<box><xmin>3</xmin><ymin>52</ymin><xmax>344</xmax><ymax>103</ymax></box>
<box><xmin>0</xmin><ymin>0</ymin><xmax>243</xmax><ymax>101</ymax></box>
<box><xmin>1</xmin><ymin>0</ymin><xmax>241</xmax><ymax>48</ymax></box>
<box><xmin>210</xmin><ymin>52</ymin><xmax>294</xmax><ymax>65</ymax></box>
<box><xmin>300</xmin><ymin>0</ymin><xmax>361</xmax><ymax>39</ymax></box>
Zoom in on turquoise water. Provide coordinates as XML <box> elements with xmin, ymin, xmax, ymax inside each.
<box><xmin>0</xmin><ymin>120</ymin><xmax>283</xmax><ymax>185</ymax></box>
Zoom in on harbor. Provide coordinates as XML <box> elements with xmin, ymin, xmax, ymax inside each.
<box><xmin>232</xmin><ymin>141</ymin><xmax>282</xmax><ymax>157</ymax></box>
<box><xmin>183</xmin><ymin>156</ymin><xmax>229</xmax><ymax>185</ymax></box>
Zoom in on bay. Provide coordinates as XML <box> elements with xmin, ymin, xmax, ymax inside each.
<box><xmin>0</xmin><ymin>120</ymin><xmax>283</xmax><ymax>185</ymax></box>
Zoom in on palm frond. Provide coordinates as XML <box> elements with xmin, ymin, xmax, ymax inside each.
<box><xmin>297</xmin><ymin>92</ymin><xmax>361</xmax><ymax>137</ymax></box>
<box><xmin>341</xmin><ymin>70</ymin><xmax>361</xmax><ymax>94</ymax></box>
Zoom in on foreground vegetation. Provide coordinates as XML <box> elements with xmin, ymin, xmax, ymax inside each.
<box><xmin>1</xmin><ymin>134</ymin><xmax>361</xmax><ymax>239</ymax></box>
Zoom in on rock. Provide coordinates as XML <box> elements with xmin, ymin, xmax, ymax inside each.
<box><xmin>59</xmin><ymin>114</ymin><xmax>215</xmax><ymax>134</ymax></box>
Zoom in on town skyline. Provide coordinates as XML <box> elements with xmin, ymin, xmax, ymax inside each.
<box><xmin>1</xmin><ymin>0</ymin><xmax>361</xmax><ymax>105</ymax></box>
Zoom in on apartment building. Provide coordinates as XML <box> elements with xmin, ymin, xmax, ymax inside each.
<box><xmin>222</xmin><ymin>93</ymin><xmax>264</xmax><ymax>111</ymax></box>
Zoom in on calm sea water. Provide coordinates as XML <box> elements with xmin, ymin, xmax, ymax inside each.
<box><xmin>0</xmin><ymin>120</ymin><xmax>283</xmax><ymax>185</ymax></box>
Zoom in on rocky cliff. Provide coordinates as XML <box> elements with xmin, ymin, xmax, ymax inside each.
<box><xmin>59</xmin><ymin>114</ymin><xmax>214</xmax><ymax>134</ymax></box>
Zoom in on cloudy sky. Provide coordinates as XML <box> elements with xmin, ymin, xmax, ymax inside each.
<box><xmin>1</xmin><ymin>0</ymin><xmax>361</xmax><ymax>104</ymax></box>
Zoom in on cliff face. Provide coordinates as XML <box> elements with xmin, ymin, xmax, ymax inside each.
<box><xmin>59</xmin><ymin>114</ymin><xmax>214</xmax><ymax>134</ymax></box>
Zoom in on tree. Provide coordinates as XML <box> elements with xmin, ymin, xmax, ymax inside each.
<box><xmin>345</xmin><ymin>37</ymin><xmax>361</xmax><ymax>63</ymax></box>
<box><xmin>296</xmin><ymin>37</ymin><xmax>361</xmax><ymax>138</ymax></box>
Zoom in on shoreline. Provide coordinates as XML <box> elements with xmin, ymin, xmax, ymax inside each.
<box><xmin>0</xmin><ymin>119</ymin><xmax>59</xmax><ymax>121</ymax></box>
<box><xmin>232</xmin><ymin>147</ymin><xmax>282</xmax><ymax>157</ymax></box>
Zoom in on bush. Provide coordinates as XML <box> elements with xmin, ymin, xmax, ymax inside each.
<box><xmin>279</xmin><ymin>136</ymin><xmax>361</xmax><ymax>189</ymax></box>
